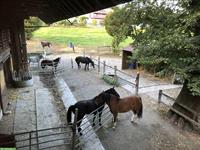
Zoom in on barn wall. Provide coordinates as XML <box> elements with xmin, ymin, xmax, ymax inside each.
<box><xmin>10</xmin><ymin>20</ymin><xmax>28</xmax><ymax>73</ymax></box>
<box><xmin>122</xmin><ymin>51</ymin><xmax>134</xmax><ymax>70</ymax></box>
<box><xmin>0</xmin><ymin>28</ymin><xmax>12</xmax><ymax>115</ymax></box>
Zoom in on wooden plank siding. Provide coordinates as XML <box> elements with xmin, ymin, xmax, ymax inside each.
<box><xmin>0</xmin><ymin>28</ymin><xmax>11</xmax><ymax>115</ymax></box>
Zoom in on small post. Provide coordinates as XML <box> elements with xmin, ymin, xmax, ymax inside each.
<box><xmin>158</xmin><ymin>90</ymin><xmax>162</xmax><ymax>104</ymax></box>
<box><xmin>135</xmin><ymin>72</ymin><xmax>140</xmax><ymax>95</ymax></box>
<box><xmin>98</xmin><ymin>56</ymin><xmax>100</xmax><ymax>73</ymax></box>
<box><xmin>114</xmin><ymin>66</ymin><xmax>118</xmax><ymax>82</ymax></box>
<box><xmin>103</xmin><ymin>61</ymin><xmax>106</xmax><ymax>74</ymax></box>
<box><xmin>83</xmin><ymin>50</ymin><xmax>85</xmax><ymax>57</ymax></box>
<box><xmin>29</xmin><ymin>132</ymin><xmax>31</xmax><ymax>150</ymax></box>
<box><xmin>72</xmin><ymin>108</ymin><xmax>78</xmax><ymax>150</ymax></box>
<box><xmin>52</xmin><ymin>61</ymin><xmax>54</xmax><ymax>72</ymax></box>
<box><xmin>114</xmin><ymin>66</ymin><xmax>117</xmax><ymax>77</ymax></box>
<box><xmin>71</xmin><ymin>58</ymin><xmax>73</xmax><ymax>69</ymax></box>
<box><xmin>34</xmin><ymin>89</ymin><xmax>39</xmax><ymax>150</ymax></box>
<box><xmin>172</xmin><ymin>72</ymin><xmax>176</xmax><ymax>84</ymax></box>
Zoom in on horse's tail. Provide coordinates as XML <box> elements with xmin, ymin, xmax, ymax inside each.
<box><xmin>67</xmin><ymin>105</ymin><xmax>75</xmax><ymax>123</ymax></box>
<box><xmin>137</xmin><ymin>97</ymin><xmax>143</xmax><ymax>118</ymax></box>
<box><xmin>75</xmin><ymin>57</ymin><xmax>78</xmax><ymax>63</ymax></box>
<box><xmin>41</xmin><ymin>61</ymin><xmax>45</xmax><ymax>69</ymax></box>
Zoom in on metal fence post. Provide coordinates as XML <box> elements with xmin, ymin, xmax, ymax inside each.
<box><xmin>114</xmin><ymin>66</ymin><xmax>117</xmax><ymax>82</ymax></box>
<box><xmin>72</xmin><ymin>108</ymin><xmax>78</xmax><ymax>150</ymax></box>
<box><xmin>29</xmin><ymin>132</ymin><xmax>31</xmax><ymax>150</ymax></box>
<box><xmin>103</xmin><ymin>61</ymin><xmax>106</xmax><ymax>74</ymax></box>
<box><xmin>52</xmin><ymin>61</ymin><xmax>55</xmax><ymax>75</ymax></box>
<box><xmin>83</xmin><ymin>50</ymin><xmax>85</xmax><ymax>57</ymax></box>
<box><xmin>34</xmin><ymin>89</ymin><xmax>39</xmax><ymax>150</ymax></box>
<box><xmin>98</xmin><ymin>56</ymin><xmax>100</xmax><ymax>73</ymax></box>
<box><xmin>135</xmin><ymin>72</ymin><xmax>140</xmax><ymax>95</ymax></box>
<box><xmin>158</xmin><ymin>90</ymin><xmax>162</xmax><ymax>104</ymax></box>
<box><xmin>71</xmin><ymin>58</ymin><xmax>73</xmax><ymax>69</ymax></box>
<box><xmin>114</xmin><ymin>66</ymin><xmax>117</xmax><ymax>76</ymax></box>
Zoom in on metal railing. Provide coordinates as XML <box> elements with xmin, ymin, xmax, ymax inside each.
<box><xmin>70</xmin><ymin>105</ymin><xmax>112</xmax><ymax>149</ymax></box>
<box><xmin>0</xmin><ymin>126</ymin><xmax>72</xmax><ymax>150</ymax></box>
<box><xmin>29</xmin><ymin>58</ymin><xmax>70</xmax><ymax>76</ymax></box>
<box><xmin>0</xmin><ymin>105</ymin><xmax>113</xmax><ymax>149</ymax></box>
<box><xmin>91</xmin><ymin>57</ymin><xmax>140</xmax><ymax>95</ymax></box>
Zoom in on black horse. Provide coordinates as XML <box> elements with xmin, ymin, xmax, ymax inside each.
<box><xmin>67</xmin><ymin>87</ymin><xmax>120</xmax><ymax>135</ymax></box>
<box><xmin>41</xmin><ymin>41</ymin><xmax>52</xmax><ymax>49</ymax></box>
<box><xmin>41</xmin><ymin>57</ymin><xmax>61</xmax><ymax>71</ymax></box>
<box><xmin>75</xmin><ymin>56</ymin><xmax>95</xmax><ymax>70</ymax></box>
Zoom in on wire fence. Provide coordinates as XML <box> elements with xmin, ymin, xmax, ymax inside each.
<box><xmin>91</xmin><ymin>57</ymin><xmax>139</xmax><ymax>95</ymax></box>
<box><xmin>29</xmin><ymin>57</ymin><xmax>71</xmax><ymax>76</ymax></box>
<box><xmin>71</xmin><ymin>105</ymin><xmax>112</xmax><ymax>149</ymax></box>
<box><xmin>0</xmin><ymin>126</ymin><xmax>72</xmax><ymax>150</ymax></box>
<box><xmin>28</xmin><ymin>54</ymin><xmax>140</xmax><ymax>94</ymax></box>
<box><xmin>0</xmin><ymin>103</ymin><xmax>112</xmax><ymax>149</ymax></box>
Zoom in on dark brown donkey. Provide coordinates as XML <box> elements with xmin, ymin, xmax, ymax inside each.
<box><xmin>41</xmin><ymin>41</ymin><xmax>52</xmax><ymax>49</ymax></box>
<box><xmin>96</xmin><ymin>93</ymin><xmax>143</xmax><ymax>128</ymax></box>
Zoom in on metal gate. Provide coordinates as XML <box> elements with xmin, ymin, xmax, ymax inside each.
<box><xmin>15</xmin><ymin>126</ymin><xmax>72</xmax><ymax>150</ymax></box>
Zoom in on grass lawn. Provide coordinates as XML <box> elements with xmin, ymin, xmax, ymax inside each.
<box><xmin>33</xmin><ymin>27</ymin><xmax>132</xmax><ymax>48</ymax></box>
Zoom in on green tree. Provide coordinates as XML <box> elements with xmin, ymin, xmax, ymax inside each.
<box><xmin>92</xmin><ymin>19</ymin><xmax>97</xmax><ymax>26</ymax></box>
<box><xmin>108</xmin><ymin>0</ymin><xmax>200</xmax><ymax>126</ymax></box>
<box><xmin>24</xmin><ymin>17</ymin><xmax>43</xmax><ymax>40</ymax></box>
<box><xmin>78</xmin><ymin>16</ymin><xmax>88</xmax><ymax>26</ymax></box>
<box><xmin>104</xmin><ymin>7</ymin><xmax>132</xmax><ymax>52</ymax></box>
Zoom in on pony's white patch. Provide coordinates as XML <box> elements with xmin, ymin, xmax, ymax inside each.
<box><xmin>113</xmin><ymin>122</ymin><xmax>117</xmax><ymax>129</ymax></box>
<box><xmin>131</xmin><ymin>114</ymin><xmax>137</xmax><ymax>123</ymax></box>
<box><xmin>0</xmin><ymin>110</ymin><xmax>2</xmax><ymax>120</ymax></box>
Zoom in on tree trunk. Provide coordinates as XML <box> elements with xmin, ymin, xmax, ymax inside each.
<box><xmin>168</xmin><ymin>80</ymin><xmax>200</xmax><ymax>130</ymax></box>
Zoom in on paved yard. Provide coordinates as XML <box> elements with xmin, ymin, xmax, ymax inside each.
<box><xmin>59</xmin><ymin>54</ymin><xmax>199</xmax><ymax>150</ymax></box>
<box><xmin>0</xmin><ymin>53</ymin><xmax>199</xmax><ymax>150</ymax></box>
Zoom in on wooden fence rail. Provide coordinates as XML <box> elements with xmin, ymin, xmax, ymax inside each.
<box><xmin>158</xmin><ymin>90</ymin><xmax>200</xmax><ymax>128</ymax></box>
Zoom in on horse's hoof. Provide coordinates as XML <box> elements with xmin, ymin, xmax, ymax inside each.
<box><xmin>99</xmin><ymin>123</ymin><xmax>102</xmax><ymax>126</ymax></box>
<box><xmin>68</xmin><ymin>122</ymin><xmax>73</xmax><ymax>126</ymax></box>
<box><xmin>112</xmin><ymin>126</ymin><xmax>116</xmax><ymax>130</ymax></box>
<box><xmin>131</xmin><ymin>121</ymin><xmax>137</xmax><ymax>125</ymax></box>
<box><xmin>79</xmin><ymin>132</ymin><xmax>83</xmax><ymax>136</ymax></box>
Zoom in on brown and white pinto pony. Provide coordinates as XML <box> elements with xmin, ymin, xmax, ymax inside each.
<box><xmin>96</xmin><ymin>93</ymin><xmax>143</xmax><ymax>128</ymax></box>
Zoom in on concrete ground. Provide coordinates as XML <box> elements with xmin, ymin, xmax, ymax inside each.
<box><xmin>0</xmin><ymin>75</ymin><xmax>71</xmax><ymax>150</ymax></box>
<box><xmin>59</xmin><ymin>54</ymin><xmax>200</xmax><ymax>150</ymax></box>
<box><xmin>0</xmin><ymin>52</ymin><xmax>199</xmax><ymax>150</ymax></box>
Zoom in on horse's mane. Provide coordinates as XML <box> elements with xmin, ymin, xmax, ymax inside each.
<box><xmin>110</xmin><ymin>94</ymin><xmax>120</xmax><ymax>101</ymax></box>
<box><xmin>86</xmin><ymin>57</ymin><xmax>93</xmax><ymax>63</ymax></box>
<box><xmin>53</xmin><ymin>57</ymin><xmax>61</xmax><ymax>62</ymax></box>
<box><xmin>104</xmin><ymin>87</ymin><xmax>120</xmax><ymax>98</ymax></box>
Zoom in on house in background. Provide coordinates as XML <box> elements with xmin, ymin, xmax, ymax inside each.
<box><xmin>84</xmin><ymin>8</ymin><xmax>112</xmax><ymax>26</ymax></box>
<box><xmin>89</xmin><ymin>10</ymin><xmax>107</xmax><ymax>25</ymax></box>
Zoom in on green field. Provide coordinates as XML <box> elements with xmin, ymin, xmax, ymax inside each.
<box><xmin>33</xmin><ymin>27</ymin><xmax>132</xmax><ymax>48</ymax></box>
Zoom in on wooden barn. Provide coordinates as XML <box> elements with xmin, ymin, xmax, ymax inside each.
<box><xmin>121</xmin><ymin>45</ymin><xmax>135</xmax><ymax>69</ymax></box>
<box><xmin>0</xmin><ymin>0</ymin><xmax>132</xmax><ymax>119</ymax></box>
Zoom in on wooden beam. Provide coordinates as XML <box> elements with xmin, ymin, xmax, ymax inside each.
<box><xmin>64</xmin><ymin>0</ymin><xmax>82</xmax><ymax>15</ymax></box>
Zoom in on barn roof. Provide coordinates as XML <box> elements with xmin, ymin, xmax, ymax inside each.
<box><xmin>122</xmin><ymin>45</ymin><xmax>134</xmax><ymax>52</ymax></box>
<box><xmin>0</xmin><ymin>0</ymin><xmax>132</xmax><ymax>24</ymax></box>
